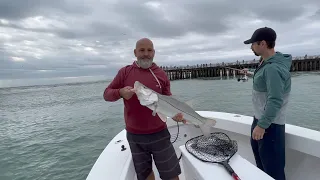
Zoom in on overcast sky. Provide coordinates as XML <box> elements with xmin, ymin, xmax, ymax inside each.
<box><xmin>1</xmin><ymin>0</ymin><xmax>320</xmax><ymax>87</ymax></box>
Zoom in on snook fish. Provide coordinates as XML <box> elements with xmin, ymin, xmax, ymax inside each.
<box><xmin>133</xmin><ymin>81</ymin><xmax>217</xmax><ymax>136</ymax></box>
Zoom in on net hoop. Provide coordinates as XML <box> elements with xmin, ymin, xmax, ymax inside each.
<box><xmin>185</xmin><ymin>132</ymin><xmax>238</xmax><ymax>163</ymax></box>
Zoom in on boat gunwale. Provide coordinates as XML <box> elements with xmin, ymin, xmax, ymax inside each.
<box><xmin>194</xmin><ymin>111</ymin><xmax>320</xmax><ymax>159</ymax></box>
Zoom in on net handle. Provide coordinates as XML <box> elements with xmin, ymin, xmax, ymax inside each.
<box><xmin>221</xmin><ymin>161</ymin><xmax>241</xmax><ymax>180</ymax></box>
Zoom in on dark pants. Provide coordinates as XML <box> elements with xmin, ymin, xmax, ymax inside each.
<box><xmin>126</xmin><ymin>128</ymin><xmax>181</xmax><ymax>180</ymax></box>
<box><xmin>251</xmin><ymin>117</ymin><xmax>286</xmax><ymax>180</ymax></box>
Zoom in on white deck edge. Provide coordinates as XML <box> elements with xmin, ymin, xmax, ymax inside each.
<box><xmin>194</xmin><ymin>111</ymin><xmax>320</xmax><ymax>158</ymax></box>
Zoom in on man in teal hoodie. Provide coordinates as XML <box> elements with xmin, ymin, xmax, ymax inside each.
<box><xmin>242</xmin><ymin>27</ymin><xmax>292</xmax><ymax>180</ymax></box>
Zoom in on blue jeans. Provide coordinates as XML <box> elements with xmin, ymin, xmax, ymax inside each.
<box><xmin>250</xmin><ymin>117</ymin><xmax>286</xmax><ymax>180</ymax></box>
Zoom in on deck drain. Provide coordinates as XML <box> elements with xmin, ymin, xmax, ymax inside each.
<box><xmin>121</xmin><ymin>145</ymin><xmax>126</xmax><ymax>151</ymax></box>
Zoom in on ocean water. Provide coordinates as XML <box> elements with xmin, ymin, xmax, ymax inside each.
<box><xmin>1</xmin><ymin>72</ymin><xmax>320</xmax><ymax>180</ymax></box>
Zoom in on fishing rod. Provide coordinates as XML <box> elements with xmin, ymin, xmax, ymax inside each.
<box><xmin>223</xmin><ymin>67</ymin><xmax>252</xmax><ymax>82</ymax></box>
<box><xmin>224</xmin><ymin>67</ymin><xmax>242</xmax><ymax>71</ymax></box>
<box><xmin>224</xmin><ymin>67</ymin><xmax>254</xmax><ymax>75</ymax></box>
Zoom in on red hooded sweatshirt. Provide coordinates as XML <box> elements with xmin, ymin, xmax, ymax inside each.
<box><xmin>103</xmin><ymin>61</ymin><xmax>171</xmax><ymax>134</ymax></box>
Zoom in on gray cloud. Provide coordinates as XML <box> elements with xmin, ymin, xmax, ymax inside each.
<box><xmin>1</xmin><ymin>0</ymin><xmax>320</xmax><ymax>87</ymax></box>
<box><xmin>0</xmin><ymin>0</ymin><xmax>91</xmax><ymax>20</ymax></box>
<box><xmin>312</xmin><ymin>9</ymin><xmax>320</xmax><ymax>19</ymax></box>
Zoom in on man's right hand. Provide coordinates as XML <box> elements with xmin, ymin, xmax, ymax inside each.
<box><xmin>119</xmin><ymin>86</ymin><xmax>135</xmax><ymax>100</ymax></box>
<box><xmin>239</xmin><ymin>68</ymin><xmax>249</xmax><ymax>75</ymax></box>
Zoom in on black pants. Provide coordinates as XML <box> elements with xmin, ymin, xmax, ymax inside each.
<box><xmin>251</xmin><ymin>117</ymin><xmax>286</xmax><ymax>180</ymax></box>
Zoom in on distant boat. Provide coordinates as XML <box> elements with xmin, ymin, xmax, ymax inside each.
<box><xmin>238</xmin><ymin>74</ymin><xmax>248</xmax><ymax>82</ymax></box>
<box><xmin>86</xmin><ymin>111</ymin><xmax>320</xmax><ymax>180</ymax></box>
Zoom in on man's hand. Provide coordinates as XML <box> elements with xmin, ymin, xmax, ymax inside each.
<box><xmin>119</xmin><ymin>86</ymin><xmax>135</xmax><ymax>100</ymax></box>
<box><xmin>172</xmin><ymin>113</ymin><xmax>186</xmax><ymax>124</ymax></box>
<box><xmin>252</xmin><ymin>125</ymin><xmax>266</xmax><ymax>140</ymax></box>
<box><xmin>239</xmin><ymin>68</ymin><xmax>249</xmax><ymax>75</ymax></box>
<box><xmin>239</xmin><ymin>68</ymin><xmax>254</xmax><ymax>76</ymax></box>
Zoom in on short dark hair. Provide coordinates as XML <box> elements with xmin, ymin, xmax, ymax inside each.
<box><xmin>266</xmin><ymin>41</ymin><xmax>275</xmax><ymax>49</ymax></box>
<box><xmin>257</xmin><ymin>40</ymin><xmax>275</xmax><ymax>49</ymax></box>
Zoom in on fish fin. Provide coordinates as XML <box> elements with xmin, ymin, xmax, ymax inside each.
<box><xmin>157</xmin><ymin>112</ymin><xmax>167</xmax><ymax>122</ymax></box>
<box><xmin>199</xmin><ymin>118</ymin><xmax>217</xmax><ymax>137</ymax></box>
<box><xmin>185</xmin><ymin>99</ymin><xmax>194</xmax><ymax>108</ymax></box>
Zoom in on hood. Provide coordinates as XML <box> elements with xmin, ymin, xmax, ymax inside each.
<box><xmin>132</xmin><ymin>61</ymin><xmax>160</xmax><ymax>71</ymax></box>
<box><xmin>265</xmin><ymin>52</ymin><xmax>292</xmax><ymax>70</ymax></box>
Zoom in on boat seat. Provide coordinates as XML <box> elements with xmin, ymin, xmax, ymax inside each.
<box><xmin>179</xmin><ymin>146</ymin><xmax>275</xmax><ymax>180</ymax></box>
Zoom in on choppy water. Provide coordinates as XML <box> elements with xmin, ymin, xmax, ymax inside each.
<box><xmin>1</xmin><ymin>72</ymin><xmax>320</xmax><ymax>180</ymax></box>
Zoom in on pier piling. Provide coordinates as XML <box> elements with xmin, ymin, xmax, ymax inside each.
<box><xmin>160</xmin><ymin>55</ymin><xmax>320</xmax><ymax>81</ymax></box>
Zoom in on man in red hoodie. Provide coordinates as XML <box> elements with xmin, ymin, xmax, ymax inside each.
<box><xmin>104</xmin><ymin>38</ymin><xmax>184</xmax><ymax>180</ymax></box>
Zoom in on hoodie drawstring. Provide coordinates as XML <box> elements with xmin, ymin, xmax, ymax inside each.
<box><xmin>148</xmin><ymin>68</ymin><xmax>162</xmax><ymax>89</ymax></box>
<box><xmin>135</xmin><ymin>61</ymin><xmax>162</xmax><ymax>89</ymax></box>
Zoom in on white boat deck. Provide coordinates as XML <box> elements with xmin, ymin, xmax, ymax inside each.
<box><xmin>149</xmin><ymin>117</ymin><xmax>275</xmax><ymax>180</ymax></box>
<box><xmin>86</xmin><ymin>111</ymin><xmax>320</xmax><ymax>180</ymax></box>
<box><xmin>149</xmin><ymin>147</ymin><xmax>275</xmax><ymax>180</ymax></box>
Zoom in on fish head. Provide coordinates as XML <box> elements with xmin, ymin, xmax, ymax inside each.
<box><xmin>134</xmin><ymin>81</ymin><xmax>158</xmax><ymax>106</ymax></box>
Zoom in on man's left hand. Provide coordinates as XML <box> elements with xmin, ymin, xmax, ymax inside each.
<box><xmin>172</xmin><ymin>113</ymin><xmax>187</xmax><ymax>124</ymax></box>
<box><xmin>252</xmin><ymin>125</ymin><xmax>265</xmax><ymax>140</ymax></box>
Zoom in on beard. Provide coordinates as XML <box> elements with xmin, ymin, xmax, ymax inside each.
<box><xmin>253</xmin><ymin>50</ymin><xmax>259</xmax><ymax>56</ymax></box>
<box><xmin>137</xmin><ymin>58</ymin><xmax>153</xmax><ymax>69</ymax></box>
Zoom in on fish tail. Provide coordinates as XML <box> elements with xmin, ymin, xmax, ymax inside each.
<box><xmin>199</xmin><ymin>118</ymin><xmax>217</xmax><ymax>137</ymax></box>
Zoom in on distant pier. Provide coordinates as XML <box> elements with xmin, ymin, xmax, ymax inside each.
<box><xmin>160</xmin><ymin>55</ymin><xmax>320</xmax><ymax>81</ymax></box>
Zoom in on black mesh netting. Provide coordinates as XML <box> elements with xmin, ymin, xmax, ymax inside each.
<box><xmin>185</xmin><ymin>132</ymin><xmax>238</xmax><ymax>163</ymax></box>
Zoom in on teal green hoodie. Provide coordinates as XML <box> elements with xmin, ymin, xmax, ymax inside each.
<box><xmin>251</xmin><ymin>52</ymin><xmax>292</xmax><ymax>129</ymax></box>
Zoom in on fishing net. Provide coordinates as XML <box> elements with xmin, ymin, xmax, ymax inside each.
<box><xmin>185</xmin><ymin>132</ymin><xmax>241</xmax><ymax>180</ymax></box>
<box><xmin>185</xmin><ymin>132</ymin><xmax>238</xmax><ymax>163</ymax></box>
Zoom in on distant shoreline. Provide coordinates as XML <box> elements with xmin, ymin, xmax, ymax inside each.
<box><xmin>1</xmin><ymin>71</ymin><xmax>319</xmax><ymax>89</ymax></box>
<box><xmin>0</xmin><ymin>76</ymin><xmax>112</xmax><ymax>89</ymax></box>
<box><xmin>0</xmin><ymin>80</ymin><xmax>111</xmax><ymax>89</ymax></box>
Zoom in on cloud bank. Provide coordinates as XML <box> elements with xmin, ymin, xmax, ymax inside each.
<box><xmin>1</xmin><ymin>0</ymin><xmax>320</xmax><ymax>87</ymax></box>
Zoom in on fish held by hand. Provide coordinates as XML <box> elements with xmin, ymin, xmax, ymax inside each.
<box><xmin>133</xmin><ymin>81</ymin><xmax>217</xmax><ymax>136</ymax></box>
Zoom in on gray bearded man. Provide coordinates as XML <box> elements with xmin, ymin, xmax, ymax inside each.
<box><xmin>104</xmin><ymin>38</ymin><xmax>185</xmax><ymax>180</ymax></box>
